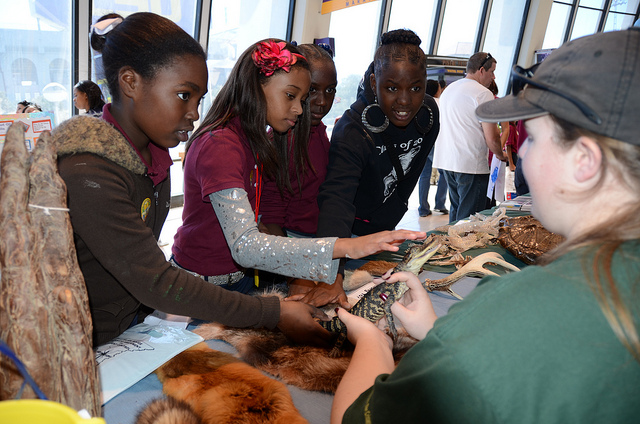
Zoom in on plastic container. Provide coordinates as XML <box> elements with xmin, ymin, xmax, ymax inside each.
<box><xmin>0</xmin><ymin>399</ymin><xmax>105</xmax><ymax>423</ymax></box>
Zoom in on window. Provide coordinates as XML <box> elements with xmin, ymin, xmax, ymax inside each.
<box><xmin>482</xmin><ymin>0</ymin><xmax>529</xmax><ymax>96</ymax></box>
<box><xmin>543</xmin><ymin>0</ymin><xmax>640</xmax><ymax>49</ymax></box>
<box><xmin>605</xmin><ymin>0</ymin><xmax>640</xmax><ymax>30</ymax></box>
<box><xmin>437</xmin><ymin>0</ymin><xmax>484</xmax><ymax>57</ymax></box>
<box><xmin>387</xmin><ymin>0</ymin><xmax>439</xmax><ymax>53</ymax></box>
<box><xmin>543</xmin><ymin>2</ymin><xmax>573</xmax><ymax>48</ymax></box>
<box><xmin>203</xmin><ymin>0</ymin><xmax>291</xmax><ymax>116</ymax></box>
<box><xmin>0</xmin><ymin>0</ymin><xmax>72</xmax><ymax>121</ymax></box>
<box><xmin>326</xmin><ymin>1</ymin><xmax>384</xmax><ymax>133</ymax></box>
<box><xmin>571</xmin><ymin>5</ymin><xmax>603</xmax><ymax>40</ymax></box>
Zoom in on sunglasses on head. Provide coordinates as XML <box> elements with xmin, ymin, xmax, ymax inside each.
<box><xmin>479</xmin><ymin>53</ymin><xmax>493</xmax><ymax>70</ymax></box>
<box><xmin>511</xmin><ymin>64</ymin><xmax>602</xmax><ymax>125</ymax></box>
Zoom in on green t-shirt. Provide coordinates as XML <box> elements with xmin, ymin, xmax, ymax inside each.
<box><xmin>344</xmin><ymin>242</ymin><xmax>640</xmax><ymax>423</ymax></box>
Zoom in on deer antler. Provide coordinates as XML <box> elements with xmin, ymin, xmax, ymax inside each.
<box><xmin>423</xmin><ymin>252</ymin><xmax>520</xmax><ymax>300</ymax></box>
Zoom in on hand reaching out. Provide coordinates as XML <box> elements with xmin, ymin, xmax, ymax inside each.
<box><xmin>333</xmin><ymin>229</ymin><xmax>426</xmax><ymax>260</ymax></box>
<box><xmin>285</xmin><ymin>274</ymin><xmax>351</xmax><ymax>309</ymax></box>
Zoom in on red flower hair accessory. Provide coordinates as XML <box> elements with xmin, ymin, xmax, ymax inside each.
<box><xmin>252</xmin><ymin>40</ymin><xmax>305</xmax><ymax>76</ymax></box>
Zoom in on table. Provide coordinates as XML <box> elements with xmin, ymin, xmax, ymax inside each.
<box><xmin>102</xmin><ymin>273</ymin><xmax>491</xmax><ymax>424</ymax></box>
<box><xmin>103</xmin><ymin>209</ymin><xmax>530</xmax><ymax>423</ymax></box>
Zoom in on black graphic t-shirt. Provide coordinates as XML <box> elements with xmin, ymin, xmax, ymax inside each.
<box><xmin>317</xmin><ymin>65</ymin><xmax>440</xmax><ymax>237</ymax></box>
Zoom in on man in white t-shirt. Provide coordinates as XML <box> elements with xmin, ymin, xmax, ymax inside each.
<box><xmin>432</xmin><ymin>52</ymin><xmax>506</xmax><ymax>222</ymax></box>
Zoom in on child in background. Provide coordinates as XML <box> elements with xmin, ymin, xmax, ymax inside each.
<box><xmin>331</xmin><ymin>28</ymin><xmax>640</xmax><ymax>423</ymax></box>
<box><xmin>73</xmin><ymin>80</ymin><xmax>106</xmax><ymax>116</ymax></box>
<box><xmin>15</xmin><ymin>100</ymin><xmax>42</xmax><ymax>113</ymax></box>
<box><xmin>54</xmin><ymin>13</ymin><xmax>331</xmax><ymax>347</ymax></box>
<box><xmin>258</xmin><ymin>43</ymin><xmax>340</xmax><ymax>302</ymax></box>
<box><xmin>171</xmin><ymin>40</ymin><xmax>425</xmax><ymax>299</ymax></box>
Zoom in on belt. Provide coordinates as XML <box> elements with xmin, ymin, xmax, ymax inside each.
<box><xmin>169</xmin><ymin>256</ymin><xmax>245</xmax><ymax>286</ymax></box>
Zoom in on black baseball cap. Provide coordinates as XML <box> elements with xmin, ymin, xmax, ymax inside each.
<box><xmin>476</xmin><ymin>27</ymin><xmax>640</xmax><ymax>146</ymax></box>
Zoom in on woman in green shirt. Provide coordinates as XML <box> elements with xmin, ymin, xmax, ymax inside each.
<box><xmin>332</xmin><ymin>27</ymin><xmax>640</xmax><ymax>424</ymax></box>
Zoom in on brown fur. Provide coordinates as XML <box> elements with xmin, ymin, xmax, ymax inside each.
<box><xmin>153</xmin><ymin>342</ymin><xmax>307</xmax><ymax>424</ymax></box>
<box><xmin>136</xmin><ymin>397</ymin><xmax>202</xmax><ymax>424</ymax></box>
<box><xmin>194</xmin><ymin>322</ymin><xmax>417</xmax><ymax>394</ymax></box>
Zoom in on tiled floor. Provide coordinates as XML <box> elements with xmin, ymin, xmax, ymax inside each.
<box><xmin>158</xmin><ymin>181</ymin><xmax>450</xmax><ymax>259</ymax></box>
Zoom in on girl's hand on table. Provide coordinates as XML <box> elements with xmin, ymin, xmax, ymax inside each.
<box><xmin>333</xmin><ymin>229</ymin><xmax>426</xmax><ymax>259</ymax></box>
<box><xmin>387</xmin><ymin>271</ymin><xmax>437</xmax><ymax>341</ymax></box>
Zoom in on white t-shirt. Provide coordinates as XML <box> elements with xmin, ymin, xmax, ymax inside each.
<box><xmin>432</xmin><ymin>78</ymin><xmax>494</xmax><ymax>174</ymax></box>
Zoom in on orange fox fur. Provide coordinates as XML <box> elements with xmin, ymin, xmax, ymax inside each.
<box><xmin>150</xmin><ymin>342</ymin><xmax>308</xmax><ymax>424</ymax></box>
<box><xmin>194</xmin><ymin>322</ymin><xmax>416</xmax><ymax>394</ymax></box>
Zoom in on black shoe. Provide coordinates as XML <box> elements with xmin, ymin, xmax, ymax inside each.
<box><xmin>435</xmin><ymin>208</ymin><xmax>449</xmax><ymax>214</ymax></box>
<box><xmin>419</xmin><ymin>210</ymin><xmax>432</xmax><ymax>217</ymax></box>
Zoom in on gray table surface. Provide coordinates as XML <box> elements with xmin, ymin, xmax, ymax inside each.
<box><xmin>103</xmin><ymin>273</ymin><xmax>482</xmax><ymax>424</ymax></box>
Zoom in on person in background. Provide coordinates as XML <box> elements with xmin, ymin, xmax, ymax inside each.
<box><xmin>485</xmin><ymin>80</ymin><xmax>510</xmax><ymax>209</ymax></box>
<box><xmin>418</xmin><ymin>79</ymin><xmax>448</xmax><ymax>217</ymax></box>
<box><xmin>258</xmin><ymin>42</ymin><xmax>340</xmax><ymax>301</ymax></box>
<box><xmin>54</xmin><ymin>12</ymin><xmax>332</xmax><ymax>347</ymax></box>
<box><xmin>16</xmin><ymin>100</ymin><xmax>42</xmax><ymax>113</ymax></box>
<box><xmin>433</xmin><ymin>52</ymin><xmax>506</xmax><ymax>223</ymax></box>
<box><xmin>514</xmin><ymin>119</ymin><xmax>530</xmax><ymax>195</ymax></box>
<box><xmin>331</xmin><ymin>28</ymin><xmax>640</xmax><ymax>423</ymax></box>
<box><xmin>171</xmin><ymin>39</ymin><xmax>425</xmax><ymax>304</ymax></box>
<box><xmin>73</xmin><ymin>80</ymin><xmax>106</xmax><ymax>116</ymax></box>
<box><xmin>307</xmin><ymin>29</ymin><xmax>439</xmax><ymax>308</ymax></box>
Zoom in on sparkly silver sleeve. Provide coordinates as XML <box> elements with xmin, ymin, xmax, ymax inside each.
<box><xmin>210</xmin><ymin>189</ymin><xmax>340</xmax><ymax>283</ymax></box>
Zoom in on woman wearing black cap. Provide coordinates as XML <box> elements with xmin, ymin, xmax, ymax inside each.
<box><xmin>331</xmin><ymin>27</ymin><xmax>640</xmax><ymax>424</ymax></box>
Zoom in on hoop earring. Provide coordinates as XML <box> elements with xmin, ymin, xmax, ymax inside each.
<box><xmin>361</xmin><ymin>99</ymin><xmax>389</xmax><ymax>133</ymax></box>
<box><xmin>414</xmin><ymin>103</ymin><xmax>434</xmax><ymax>134</ymax></box>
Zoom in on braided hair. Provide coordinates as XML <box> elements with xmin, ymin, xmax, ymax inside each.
<box><xmin>373</xmin><ymin>29</ymin><xmax>426</xmax><ymax>76</ymax></box>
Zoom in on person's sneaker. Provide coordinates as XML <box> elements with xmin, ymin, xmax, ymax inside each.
<box><xmin>435</xmin><ymin>208</ymin><xmax>449</xmax><ymax>214</ymax></box>
<box><xmin>419</xmin><ymin>210</ymin><xmax>432</xmax><ymax>217</ymax></box>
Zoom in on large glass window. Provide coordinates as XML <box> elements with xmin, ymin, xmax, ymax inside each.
<box><xmin>544</xmin><ymin>0</ymin><xmax>640</xmax><ymax>49</ymax></box>
<box><xmin>482</xmin><ymin>0</ymin><xmax>529</xmax><ymax>95</ymax></box>
<box><xmin>387</xmin><ymin>0</ymin><xmax>439</xmax><ymax>54</ymax></box>
<box><xmin>204</xmin><ymin>0</ymin><xmax>290</xmax><ymax>115</ymax></box>
<box><xmin>436</xmin><ymin>0</ymin><xmax>484</xmax><ymax>56</ymax></box>
<box><xmin>0</xmin><ymin>1</ymin><xmax>72</xmax><ymax>122</ymax></box>
<box><xmin>570</xmin><ymin>6</ymin><xmax>603</xmax><ymax>40</ymax></box>
<box><xmin>325</xmin><ymin>1</ymin><xmax>384</xmax><ymax>134</ymax></box>
<box><xmin>605</xmin><ymin>0</ymin><xmax>640</xmax><ymax>30</ymax></box>
<box><xmin>542</xmin><ymin>2</ymin><xmax>572</xmax><ymax>48</ymax></box>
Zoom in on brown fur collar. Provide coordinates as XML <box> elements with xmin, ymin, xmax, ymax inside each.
<box><xmin>52</xmin><ymin>115</ymin><xmax>146</xmax><ymax>175</ymax></box>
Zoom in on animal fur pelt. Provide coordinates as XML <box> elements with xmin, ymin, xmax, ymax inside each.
<box><xmin>194</xmin><ymin>321</ymin><xmax>417</xmax><ymax>394</ymax></box>
<box><xmin>150</xmin><ymin>342</ymin><xmax>308</xmax><ymax>424</ymax></box>
<box><xmin>136</xmin><ymin>396</ymin><xmax>202</xmax><ymax>424</ymax></box>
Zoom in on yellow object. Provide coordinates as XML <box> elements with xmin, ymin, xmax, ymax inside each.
<box><xmin>0</xmin><ymin>399</ymin><xmax>105</xmax><ymax>423</ymax></box>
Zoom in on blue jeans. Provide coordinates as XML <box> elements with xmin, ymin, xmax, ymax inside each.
<box><xmin>418</xmin><ymin>148</ymin><xmax>434</xmax><ymax>216</ymax></box>
<box><xmin>441</xmin><ymin>170</ymin><xmax>489</xmax><ymax>223</ymax></box>
<box><xmin>434</xmin><ymin>171</ymin><xmax>448</xmax><ymax>210</ymax></box>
